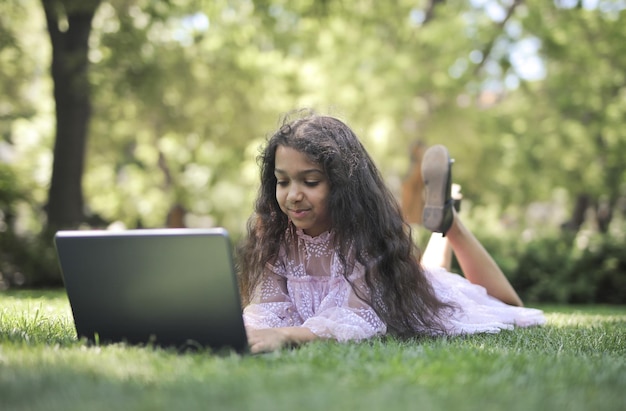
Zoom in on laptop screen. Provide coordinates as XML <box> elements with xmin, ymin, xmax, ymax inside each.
<box><xmin>54</xmin><ymin>228</ymin><xmax>248</xmax><ymax>352</ymax></box>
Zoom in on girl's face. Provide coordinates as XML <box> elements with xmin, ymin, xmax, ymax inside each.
<box><xmin>274</xmin><ymin>145</ymin><xmax>331</xmax><ymax>237</ymax></box>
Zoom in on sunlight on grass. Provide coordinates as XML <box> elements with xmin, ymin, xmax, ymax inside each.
<box><xmin>546</xmin><ymin>309</ymin><xmax>626</xmax><ymax>327</ymax></box>
<box><xmin>0</xmin><ymin>291</ymin><xmax>75</xmax><ymax>345</ymax></box>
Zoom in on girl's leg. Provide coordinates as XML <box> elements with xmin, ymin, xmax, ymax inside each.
<box><xmin>421</xmin><ymin>216</ymin><xmax>522</xmax><ymax>306</ymax></box>
<box><xmin>421</xmin><ymin>183</ymin><xmax>462</xmax><ymax>271</ymax></box>
<box><xmin>420</xmin><ymin>233</ymin><xmax>453</xmax><ymax>271</ymax></box>
<box><xmin>421</xmin><ymin>144</ymin><xmax>523</xmax><ymax>307</ymax></box>
<box><xmin>445</xmin><ymin>210</ymin><xmax>523</xmax><ymax>307</ymax></box>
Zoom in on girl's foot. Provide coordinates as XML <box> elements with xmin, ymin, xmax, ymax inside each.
<box><xmin>421</xmin><ymin>145</ymin><xmax>455</xmax><ymax>235</ymax></box>
<box><xmin>452</xmin><ymin>183</ymin><xmax>463</xmax><ymax>212</ymax></box>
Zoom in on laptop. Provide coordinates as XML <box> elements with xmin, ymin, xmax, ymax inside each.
<box><xmin>54</xmin><ymin>228</ymin><xmax>248</xmax><ymax>352</ymax></box>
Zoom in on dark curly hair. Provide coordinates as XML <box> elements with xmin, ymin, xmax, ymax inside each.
<box><xmin>237</xmin><ymin>110</ymin><xmax>452</xmax><ymax>337</ymax></box>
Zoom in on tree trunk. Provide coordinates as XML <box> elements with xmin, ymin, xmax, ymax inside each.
<box><xmin>41</xmin><ymin>0</ymin><xmax>101</xmax><ymax>231</ymax></box>
<box><xmin>561</xmin><ymin>193</ymin><xmax>591</xmax><ymax>233</ymax></box>
<box><xmin>401</xmin><ymin>141</ymin><xmax>427</xmax><ymax>225</ymax></box>
<box><xmin>595</xmin><ymin>197</ymin><xmax>613</xmax><ymax>233</ymax></box>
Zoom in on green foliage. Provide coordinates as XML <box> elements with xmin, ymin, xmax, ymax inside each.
<box><xmin>1</xmin><ymin>291</ymin><xmax>625</xmax><ymax>411</ymax></box>
<box><xmin>520</xmin><ymin>2</ymin><xmax>625</xmax><ymax>208</ymax></box>
<box><xmin>0</xmin><ymin>0</ymin><xmax>41</xmax><ymax>128</ymax></box>
<box><xmin>0</xmin><ymin>163</ymin><xmax>22</xmax><ymax>216</ymax></box>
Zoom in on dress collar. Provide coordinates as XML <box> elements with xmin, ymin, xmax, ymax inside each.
<box><xmin>294</xmin><ymin>227</ymin><xmax>333</xmax><ymax>245</ymax></box>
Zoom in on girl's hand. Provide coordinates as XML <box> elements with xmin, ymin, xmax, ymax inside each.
<box><xmin>246</xmin><ymin>328</ymin><xmax>289</xmax><ymax>353</ymax></box>
<box><xmin>246</xmin><ymin>327</ymin><xmax>319</xmax><ymax>354</ymax></box>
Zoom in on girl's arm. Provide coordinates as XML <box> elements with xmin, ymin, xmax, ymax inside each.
<box><xmin>246</xmin><ymin>326</ymin><xmax>320</xmax><ymax>353</ymax></box>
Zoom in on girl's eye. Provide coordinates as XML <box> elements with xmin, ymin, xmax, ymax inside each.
<box><xmin>305</xmin><ymin>181</ymin><xmax>320</xmax><ymax>187</ymax></box>
<box><xmin>277</xmin><ymin>180</ymin><xmax>289</xmax><ymax>187</ymax></box>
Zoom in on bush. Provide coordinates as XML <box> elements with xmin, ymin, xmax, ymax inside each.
<box><xmin>0</xmin><ymin>164</ymin><xmax>61</xmax><ymax>288</ymax></box>
<box><xmin>572</xmin><ymin>234</ymin><xmax>626</xmax><ymax>304</ymax></box>
<box><xmin>454</xmin><ymin>228</ymin><xmax>626</xmax><ymax>305</ymax></box>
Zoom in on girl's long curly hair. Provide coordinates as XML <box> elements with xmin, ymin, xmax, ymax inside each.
<box><xmin>237</xmin><ymin>111</ymin><xmax>452</xmax><ymax>337</ymax></box>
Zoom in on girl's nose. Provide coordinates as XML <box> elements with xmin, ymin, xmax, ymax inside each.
<box><xmin>287</xmin><ymin>184</ymin><xmax>303</xmax><ymax>202</ymax></box>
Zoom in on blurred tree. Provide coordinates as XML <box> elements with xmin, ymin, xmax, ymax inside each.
<box><xmin>84</xmin><ymin>0</ymin><xmax>292</xmax><ymax>232</ymax></box>
<box><xmin>1</xmin><ymin>0</ymin><xmax>625</xmax><ymax>287</ymax></box>
<box><xmin>41</xmin><ymin>0</ymin><xmax>102</xmax><ymax>232</ymax></box>
<box><xmin>463</xmin><ymin>0</ymin><xmax>626</xmax><ymax>232</ymax></box>
<box><xmin>522</xmin><ymin>0</ymin><xmax>626</xmax><ymax>233</ymax></box>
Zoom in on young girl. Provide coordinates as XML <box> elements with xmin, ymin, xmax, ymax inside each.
<box><xmin>238</xmin><ymin>112</ymin><xmax>545</xmax><ymax>354</ymax></box>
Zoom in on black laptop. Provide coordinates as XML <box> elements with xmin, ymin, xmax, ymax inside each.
<box><xmin>54</xmin><ymin>228</ymin><xmax>248</xmax><ymax>352</ymax></box>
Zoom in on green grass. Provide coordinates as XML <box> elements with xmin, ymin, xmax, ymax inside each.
<box><xmin>1</xmin><ymin>290</ymin><xmax>625</xmax><ymax>411</ymax></box>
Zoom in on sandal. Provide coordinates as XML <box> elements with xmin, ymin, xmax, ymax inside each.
<box><xmin>421</xmin><ymin>145</ymin><xmax>455</xmax><ymax>235</ymax></box>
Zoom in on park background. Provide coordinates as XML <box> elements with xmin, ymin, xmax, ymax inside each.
<box><xmin>0</xmin><ymin>0</ymin><xmax>624</xmax><ymax>304</ymax></box>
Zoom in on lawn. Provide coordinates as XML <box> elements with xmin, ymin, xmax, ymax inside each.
<box><xmin>0</xmin><ymin>289</ymin><xmax>624</xmax><ymax>411</ymax></box>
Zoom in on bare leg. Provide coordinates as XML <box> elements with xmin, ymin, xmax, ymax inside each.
<box><xmin>420</xmin><ymin>183</ymin><xmax>462</xmax><ymax>271</ymax></box>
<box><xmin>421</xmin><ymin>233</ymin><xmax>453</xmax><ymax>271</ymax></box>
<box><xmin>445</xmin><ymin>210</ymin><xmax>524</xmax><ymax>307</ymax></box>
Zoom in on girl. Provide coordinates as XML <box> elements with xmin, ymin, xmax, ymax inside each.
<box><xmin>238</xmin><ymin>112</ymin><xmax>545</xmax><ymax>354</ymax></box>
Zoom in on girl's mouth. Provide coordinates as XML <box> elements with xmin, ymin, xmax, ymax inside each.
<box><xmin>290</xmin><ymin>209</ymin><xmax>310</xmax><ymax>219</ymax></box>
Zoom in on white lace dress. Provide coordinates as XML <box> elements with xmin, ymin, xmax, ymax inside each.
<box><xmin>243</xmin><ymin>228</ymin><xmax>545</xmax><ymax>342</ymax></box>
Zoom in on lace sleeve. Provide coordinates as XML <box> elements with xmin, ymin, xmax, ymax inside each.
<box><xmin>242</xmin><ymin>268</ymin><xmax>303</xmax><ymax>329</ymax></box>
<box><xmin>301</xmin><ymin>267</ymin><xmax>387</xmax><ymax>342</ymax></box>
